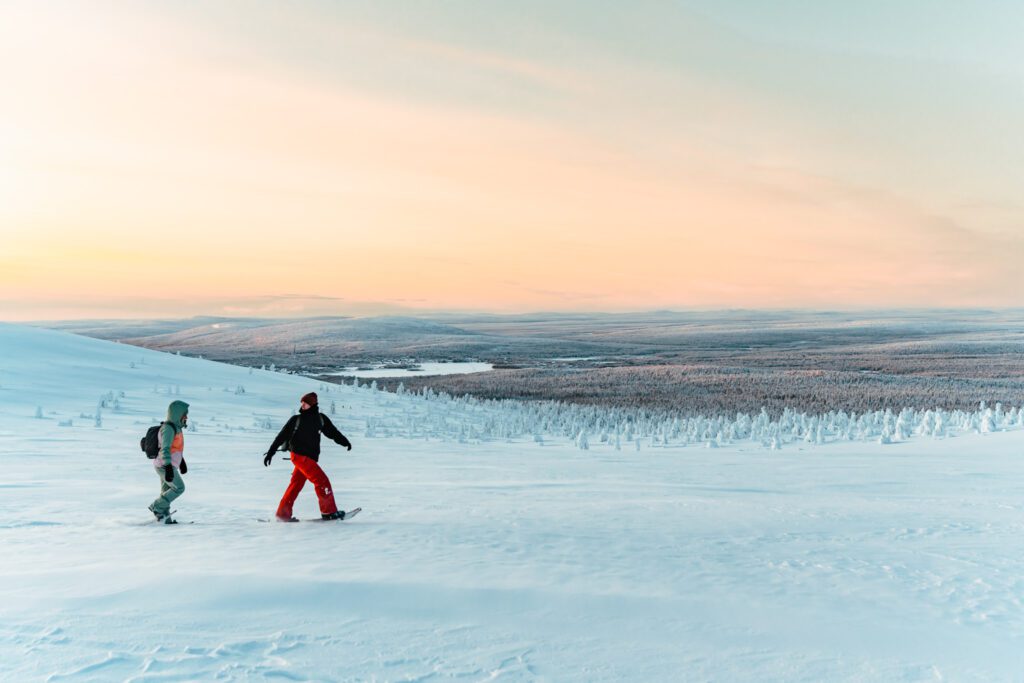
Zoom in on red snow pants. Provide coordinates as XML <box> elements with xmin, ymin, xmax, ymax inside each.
<box><xmin>276</xmin><ymin>453</ymin><xmax>338</xmax><ymax>518</ymax></box>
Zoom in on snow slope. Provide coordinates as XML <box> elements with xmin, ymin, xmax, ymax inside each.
<box><xmin>2</xmin><ymin>322</ymin><xmax>1024</xmax><ymax>681</ymax></box>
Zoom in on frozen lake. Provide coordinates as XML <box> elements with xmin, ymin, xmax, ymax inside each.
<box><xmin>327</xmin><ymin>361</ymin><xmax>493</xmax><ymax>378</ymax></box>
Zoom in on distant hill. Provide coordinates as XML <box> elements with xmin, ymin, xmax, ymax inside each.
<box><xmin>47</xmin><ymin>315</ymin><xmax>646</xmax><ymax>367</ymax></box>
<box><xmin>115</xmin><ymin>316</ymin><xmax>481</xmax><ymax>364</ymax></box>
<box><xmin>33</xmin><ymin>316</ymin><xmax>260</xmax><ymax>340</ymax></box>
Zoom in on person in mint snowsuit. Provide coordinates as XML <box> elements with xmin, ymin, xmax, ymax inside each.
<box><xmin>149</xmin><ymin>400</ymin><xmax>189</xmax><ymax>523</ymax></box>
<box><xmin>264</xmin><ymin>392</ymin><xmax>352</xmax><ymax>521</ymax></box>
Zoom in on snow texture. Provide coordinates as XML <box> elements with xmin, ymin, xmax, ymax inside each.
<box><xmin>2</xmin><ymin>322</ymin><xmax>1024</xmax><ymax>681</ymax></box>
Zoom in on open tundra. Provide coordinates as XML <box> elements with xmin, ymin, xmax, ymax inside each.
<box><xmin>2</xmin><ymin>323</ymin><xmax>1024</xmax><ymax>681</ymax></box>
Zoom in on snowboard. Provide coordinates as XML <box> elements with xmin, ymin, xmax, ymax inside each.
<box><xmin>258</xmin><ymin>507</ymin><xmax>361</xmax><ymax>523</ymax></box>
<box><xmin>310</xmin><ymin>507</ymin><xmax>361</xmax><ymax>522</ymax></box>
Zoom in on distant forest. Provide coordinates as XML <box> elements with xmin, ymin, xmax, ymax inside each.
<box><xmin>374</xmin><ymin>362</ymin><xmax>1024</xmax><ymax>417</ymax></box>
<box><xmin>50</xmin><ymin>310</ymin><xmax>1024</xmax><ymax>417</ymax></box>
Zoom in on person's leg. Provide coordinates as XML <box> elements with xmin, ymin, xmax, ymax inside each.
<box><xmin>276</xmin><ymin>455</ymin><xmax>308</xmax><ymax>519</ymax></box>
<box><xmin>150</xmin><ymin>473</ymin><xmax>169</xmax><ymax>516</ymax></box>
<box><xmin>292</xmin><ymin>455</ymin><xmax>338</xmax><ymax>516</ymax></box>
<box><xmin>150</xmin><ymin>468</ymin><xmax>185</xmax><ymax>516</ymax></box>
<box><xmin>165</xmin><ymin>467</ymin><xmax>185</xmax><ymax>506</ymax></box>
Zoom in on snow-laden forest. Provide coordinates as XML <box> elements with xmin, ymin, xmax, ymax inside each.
<box><xmin>351</xmin><ymin>377</ymin><xmax>1024</xmax><ymax>451</ymax></box>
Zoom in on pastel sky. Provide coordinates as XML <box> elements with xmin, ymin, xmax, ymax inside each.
<box><xmin>2</xmin><ymin>1</ymin><xmax>1022</xmax><ymax>320</ymax></box>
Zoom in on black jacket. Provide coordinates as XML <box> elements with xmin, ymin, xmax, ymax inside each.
<box><xmin>268</xmin><ymin>406</ymin><xmax>350</xmax><ymax>461</ymax></box>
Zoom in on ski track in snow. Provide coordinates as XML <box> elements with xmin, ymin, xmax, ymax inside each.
<box><xmin>2</xmin><ymin>322</ymin><xmax>1024</xmax><ymax>681</ymax></box>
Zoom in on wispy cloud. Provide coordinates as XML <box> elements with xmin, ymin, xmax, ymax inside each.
<box><xmin>3</xmin><ymin>1</ymin><xmax>1023</xmax><ymax>317</ymax></box>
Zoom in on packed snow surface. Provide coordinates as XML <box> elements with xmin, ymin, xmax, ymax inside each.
<box><xmin>2</xmin><ymin>322</ymin><xmax>1024</xmax><ymax>681</ymax></box>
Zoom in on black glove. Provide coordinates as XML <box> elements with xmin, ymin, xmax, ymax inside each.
<box><xmin>339</xmin><ymin>436</ymin><xmax>352</xmax><ymax>451</ymax></box>
<box><xmin>163</xmin><ymin>464</ymin><xmax>174</xmax><ymax>482</ymax></box>
<box><xmin>263</xmin><ymin>451</ymin><xmax>274</xmax><ymax>467</ymax></box>
<box><xmin>179</xmin><ymin>458</ymin><xmax>187</xmax><ymax>475</ymax></box>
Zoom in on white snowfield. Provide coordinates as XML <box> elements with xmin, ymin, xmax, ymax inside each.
<box><xmin>2</xmin><ymin>322</ymin><xmax>1024</xmax><ymax>682</ymax></box>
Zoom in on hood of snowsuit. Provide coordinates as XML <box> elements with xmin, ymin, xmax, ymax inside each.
<box><xmin>166</xmin><ymin>400</ymin><xmax>189</xmax><ymax>428</ymax></box>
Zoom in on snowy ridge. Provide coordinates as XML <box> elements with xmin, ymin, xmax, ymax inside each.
<box><xmin>4</xmin><ymin>322</ymin><xmax>1024</xmax><ymax>680</ymax></box>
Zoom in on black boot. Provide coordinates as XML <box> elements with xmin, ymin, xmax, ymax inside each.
<box><xmin>149</xmin><ymin>505</ymin><xmax>178</xmax><ymax>524</ymax></box>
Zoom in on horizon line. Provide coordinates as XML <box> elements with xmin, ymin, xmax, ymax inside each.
<box><xmin>15</xmin><ymin>304</ymin><xmax>1024</xmax><ymax>326</ymax></box>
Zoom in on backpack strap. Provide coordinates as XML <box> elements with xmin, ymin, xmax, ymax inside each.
<box><xmin>289</xmin><ymin>413</ymin><xmax>325</xmax><ymax>438</ymax></box>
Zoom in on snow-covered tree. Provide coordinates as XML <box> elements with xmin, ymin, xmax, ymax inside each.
<box><xmin>980</xmin><ymin>409</ymin><xmax>997</xmax><ymax>433</ymax></box>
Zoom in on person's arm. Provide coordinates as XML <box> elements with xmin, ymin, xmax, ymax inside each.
<box><xmin>267</xmin><ymin>416</ymin><xmax>296</xmax><ymax>455</ymax></box>
<box><xmin>320</xmin><ymin>415</ymin><xmax>352</xmax><ymax>450</ymax></box>
<box><xmin>159</xmin><ymin>422</ymin><xmax>176</xmax><ymax>466</ymax></box>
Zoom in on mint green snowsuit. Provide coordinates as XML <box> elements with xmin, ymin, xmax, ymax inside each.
<box><xmin>150</xmin><ymin>400</ymin><xmax>189</xmax><ymax>516</ymax></box>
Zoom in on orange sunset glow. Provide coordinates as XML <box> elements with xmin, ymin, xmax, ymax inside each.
<box><xmin>2</xmin><ymin>2</ymin><xmax>1022</xmax><ymax>320</ymax></box>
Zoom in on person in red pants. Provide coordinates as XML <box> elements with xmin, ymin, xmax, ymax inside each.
<box><xmin>264</xmin><ymin>392</ymin><xmax>352</xmax><ymax>521</ymax></box>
